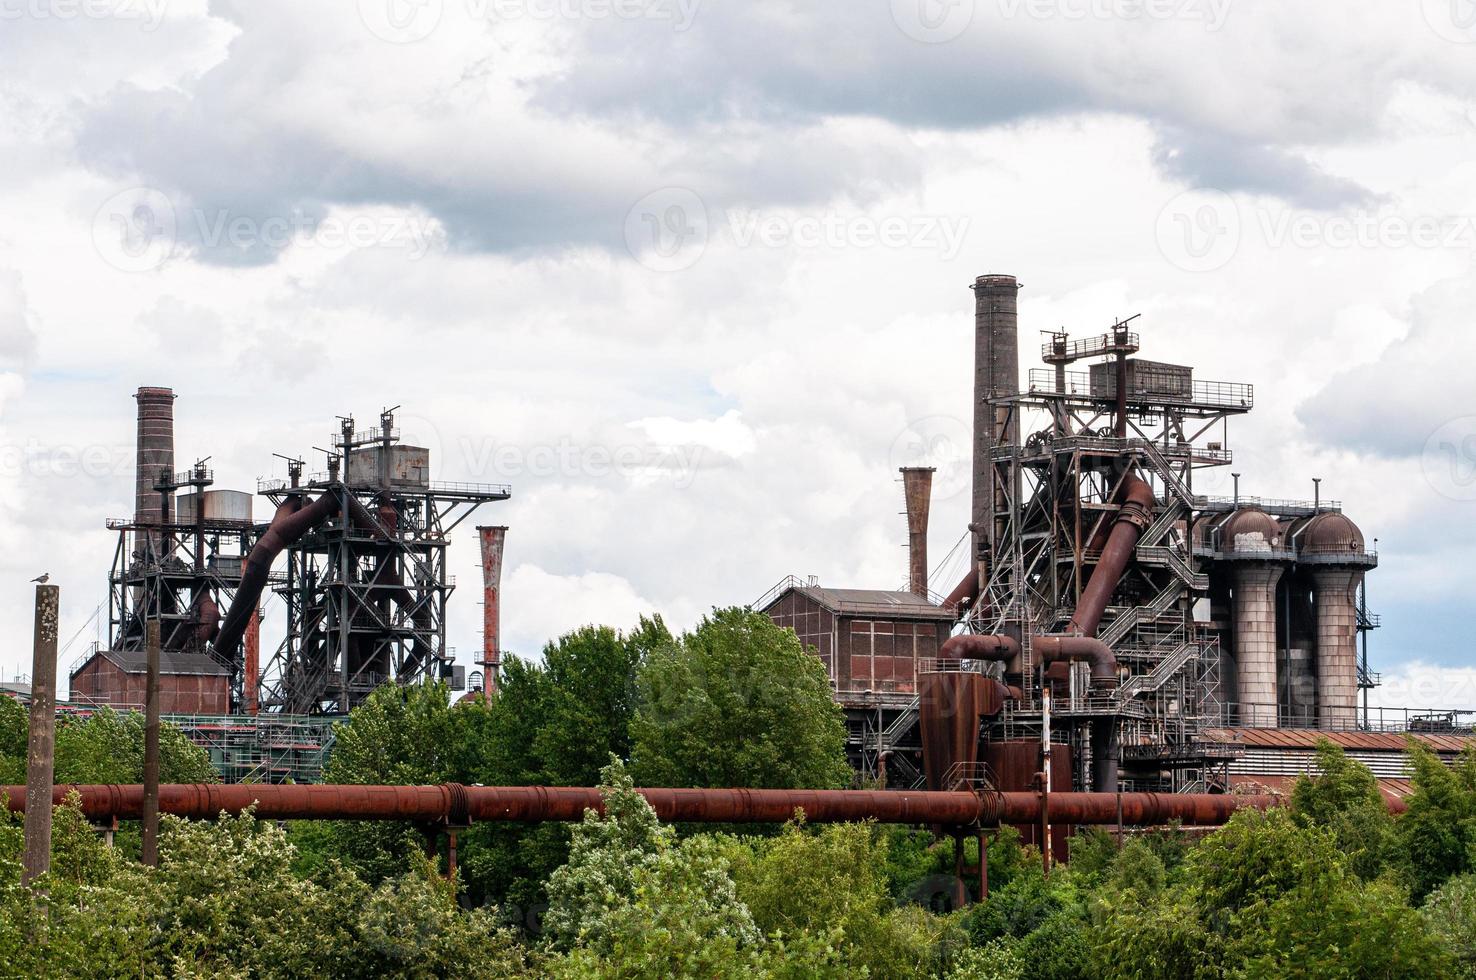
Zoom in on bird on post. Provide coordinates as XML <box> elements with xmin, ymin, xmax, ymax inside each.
<box><xmin>29</xmin><ymin>574</ymin><xmax>48</xmax><ymax>584</ymax></box>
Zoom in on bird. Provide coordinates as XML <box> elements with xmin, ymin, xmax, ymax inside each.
<box><xmin>30</xmin><ymin>573</ymin><xmax>49</xmax><ymax>584</ymax></box>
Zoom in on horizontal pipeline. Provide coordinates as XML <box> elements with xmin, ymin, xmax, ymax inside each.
<box><xmin>0</xmin><ymin>784</ymin><xmax>1375</xmax><ymax>827</ymax></box>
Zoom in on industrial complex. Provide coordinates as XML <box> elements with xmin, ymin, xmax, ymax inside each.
<box><xmin>39</xmin><ymin>272</ymin><xmax>1476</xmax><ymax>798</ymax></box>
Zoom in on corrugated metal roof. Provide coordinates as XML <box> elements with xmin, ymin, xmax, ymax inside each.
<box><xmin>1203</xmin><ymin>727</ymin><xmax>1476</xmax><ymax>755</ymax></box>
<box><xmin>791</xmin><ymin>585</ymin><xmax>956</xmax><ymax>619</ymax></box>
<box><xmin>1229</xmin><ymin>774</ymin><xmax>1417</xmax><ymax>802</ymax></box>
<box><xmin>79</xmin><ymin>648</ymin><xmax>230</xmax><ymax>677</ymax></box>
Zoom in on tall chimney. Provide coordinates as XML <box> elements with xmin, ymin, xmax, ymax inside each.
<box><xmin>477</xmin><ymin>526</ymin><xmax>507</xmax><ymax>701</ymax></box>
<box><xmin>134</xmin><ymin>387</ymin><xmax>175</xmax><ymax>552</ymax></box>
<box><xmin>900</xmin><ymin>467</ymin><xmax>934</xmax><ymax>597</ymax></box>
<box><xmin>970</xmin><ymin>275</ymin><xmax>1020</xmax><ymax>582</ymax></box>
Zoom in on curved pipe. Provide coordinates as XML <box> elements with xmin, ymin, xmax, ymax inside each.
<box><xmin>1067</xmin><ymin>473</ymin><xmax>1154</xmax><ymax>638</ymax></box>
<box><xmin>938</xmin><ymin>633</ymin><xmax>1020</xmax><ymax>666</ymax></box>
<box><xmin>0</xmin><ymin>783</ymin><xmax>1360</xmax><ymax>827</ymax></box>
<box><xmin>214</xmin><ymin>492</ymin><xmax>342</xmax><ymax>659</ymax></box>
<box><xmin>942</xmin><ymin>569</ymin><xmax>980</xmax><ymax>613</ymax></box>
<box><xmin>1032</xmin><ymin>635</ymin><xmax>1118</xmax><ymax>688</ymax></box>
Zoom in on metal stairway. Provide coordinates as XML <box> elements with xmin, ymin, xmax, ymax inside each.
<box><xmin>1117</xmin><ymin>641</ymin><xmax>1197</xmax><ymax>700</ymax></box>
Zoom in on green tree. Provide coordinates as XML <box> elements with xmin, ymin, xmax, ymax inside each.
<box><xmin>630</xmin><ymin>607</ymin><xmax>850</xmax><ymax>790</ymax></box>
<box><xmin>1399</xmin><ymin>741</ymin><xmax>1476</xmax><ymax>899</ymax></box>
<box><xmin>1424</xmin><ymin>873</ymin><xmax>1476</xmax><ymax>977</ymax></box>
<box><xmin>463</xmin><ymin>619</ymin><xmax>667</xmax><ymax>914</ymax></box>
<box><xmin>317</xmin><ymin>680</ymin><xmax>478</xmax><ymax>883</ymax></box>
<box><xmin>1291</xmin><ymin>738</ymin><xmax>1400</xmax><ymax>881</ymax></box>
<box><xmin>53</xmin><ymin>706</ymin><xmax>217</xmax><ymax>784</ymax></box>
<box><xmin>0</xmin><ymin>695</ymin><xmax>25</xmax><ymax>784</ymax></box>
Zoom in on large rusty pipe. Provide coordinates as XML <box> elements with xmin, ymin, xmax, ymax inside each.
<box><xmin>1066</xmin><ymin>473</ymin><xmax>1154</xmax><ymax>638</ymax></box>
<box><xmin>938</xmin><ymin>632</ymin><xmax>1020</xmax><ymax>666</ymax></box>
<box><xmin>214</xmin><ymin>492</ymin><xmax>341</xmax><ymax>659</ymax></box>
<box><xmin>1032</xmin><ymin>635</ymin><xmax>1118</xmax><ymax>688</ymax></box>
<box><xmin>2</xmin><ymin>784</ymin><xmax>1394</xmax><ymax>827</ymax></box>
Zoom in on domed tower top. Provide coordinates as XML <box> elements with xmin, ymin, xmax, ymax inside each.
<box><xmin>1215</xmin><ymin>507</ymin><xmax>1285</xmax><ymax>556</ymax></box>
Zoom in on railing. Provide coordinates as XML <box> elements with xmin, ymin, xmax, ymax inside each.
<box><xmin>1025</xmin><ymin>369</ymin><xmax>1254</xmax><ymax>410</ymax></box>
<box><xmin>1196</xmin><ymin>495</ymin><xmax>1341</xmax><ymax>515</ymax></box>
<box><xmin>1205</xmin><ymin>704</ymin><xmax>1476</xmax><ymax>734</ymax></box>
<box><xmin>1040</xmin><ymin>332</ymin><xmax>1140</xmax><ymax>362</ymax></box>
<box><xmin>333</xmin><ymin>426</ymin><xmax>398</xmax><ymax>448</ymax></box>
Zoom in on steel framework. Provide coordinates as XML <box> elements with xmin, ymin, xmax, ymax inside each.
<box><xmin>104</xmin><ymin>461</ymin><xmax>262</xmax><ymax>707</ymax></box>
<box><xmin>256</xmin><ymin>410</ymin><xmax>509</xmax><ymax>714</ymax></box>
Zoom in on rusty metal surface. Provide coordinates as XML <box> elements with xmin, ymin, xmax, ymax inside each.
<box><xmin>918</xmin><ymin>672</ymin><xmax>1008</xmax><ymax>790</ymax></box>
<box><xmin>1203</xmin><ymin>727</ymin><xmax>1476</xmax><ymax>754</ymax></box>
<box><xmin>478</xmin><ymin>526</ymin><xmax>507</xmax><ymax>699</ymax></box>
<box><xmin>1067</xmin><ymin>472</ymin><xmax>1154</xmax><ymax>638</ymax></box>
<box><xmin>1</xmin><ymin>783</ymin><xmax>1320</xmax><ymax>827</ymax></box>
<box><xmin>900</xmin><ymin>468</ymin><xmax>934</xmax><ymax>597</ymax></box>
<box><xmin>213</xmin><ymin>493</ymin><xmax>340</xmax><ymax>659</ymax></box>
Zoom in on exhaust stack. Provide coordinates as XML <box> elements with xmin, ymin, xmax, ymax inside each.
<box><xmin>478</xmin><ymin>526</ymin><xmax>507</xmax><ymax>701</ymax></box>
<box><xmin>134</xmin><ymin>387</ymin><xmax>175</xmax><ymax>550</ymax></box>
<box><xmin>970</xmin><ymin>275</ymin><xmax>1020</xmax><ymax>584</ymax></box>
<box><xmin>900</xmin><ymin>467</ymin><xmax>934</xmax><ymax>597</ymax></box>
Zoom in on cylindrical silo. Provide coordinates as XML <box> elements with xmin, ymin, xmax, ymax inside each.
<box><xmin>1290</xmin><ymin>511</ymin><xmax>1373</xmax><ymax>731</ymax></box>
<box><xmin>1216</xmin><ymin>508</ymin><xmax>1288</xmax><ymax>728</ymax></box>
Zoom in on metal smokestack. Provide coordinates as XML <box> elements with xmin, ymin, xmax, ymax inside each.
<box><xmin>900</xmin><ymin>467</ymin><xmax>934</xmax><ymax>597</ymax></box>
<box><xmin>970</xmin><ymin>275</ymin><xmax>1020</xmax><ymax>581</ymax></box>
<box><xmin>477</xmin><ymin>526</ymin><xmax>507</xmax><ymax>701</ymax></box>
<box><xmin>134</xmin><ymin>387</ymin><xmax>176</xmax><ymax>549</ymax></box>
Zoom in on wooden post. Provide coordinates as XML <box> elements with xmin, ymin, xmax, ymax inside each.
<box><xmin>141</xmin><ymin>619</ymin><xmax>161</xmax><ymax>867</ymax></box>
<box><xmin>22</xmin><ymin>584</ymin><xmax>60</xmax><ymax>886</ymax></box>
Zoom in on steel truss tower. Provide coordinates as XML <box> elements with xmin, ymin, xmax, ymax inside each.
<box><xmin>971</xmin><ymin>320</ymin><xmax>1256</xmax><ymax>791</ymax></box>
<box><xmin>257</xmin><ymin>410</ymin><xmax>509</xmax><ymax>714</ymax></box>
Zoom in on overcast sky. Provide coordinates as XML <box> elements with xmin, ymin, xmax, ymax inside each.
<box><xmin>4</xmin><ymin>0</ymin><xmax>1476</xmax><ymax>711</ymax></box>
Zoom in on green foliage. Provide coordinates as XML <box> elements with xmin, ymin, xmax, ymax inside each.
<box><xmin>53</xmin><ymin>706</ymin><xmax>217</xmax><ymax>784</ymax></box>
<box><xmin>630</xmin><ymin>607</ymin><xmax>851</xmax><ymax>790</ymax></box>
<box><xmin>318</xmin><ymin>679</ymin><xmax>474</xmax><ymax>883</ymax></box>
<box><xmin>1089</xmin><ymin>892</ymin><xmax>1225</xmax><ymax>980</ymax></box>
<box><xmin>463</xmin><ymin>621</ymin><xmax>666</xmax><ymax>911</ymax></box>
<box><xmin>1424</xmin><ymin>873</ymin><xmax>1476</xmax><ymax>977</ymax></box>
<box><xmin>1291</xmin><ymin>738</ymin><xmax>1401</xmax><ymax>880</ymax></box>
<box><xmin>1399</xmin><ymin>741</ymin><xmax>1476</xmax><ymax>899</ymax></box>
<box><xmin>0</xmin><ymin>696</ymin><xmax>25</xmax><ymax>784</ymax></box>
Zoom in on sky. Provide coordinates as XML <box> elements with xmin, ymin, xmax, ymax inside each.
<box><xmin>2</xmin><ymin>0</ymin><xmax>1476</xmax><ymax>711</ymax></box>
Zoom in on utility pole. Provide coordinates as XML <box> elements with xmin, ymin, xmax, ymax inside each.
<box><xmin>141</xmin><ymin>618</ymin><xmax>161</xmax><ymax>867</ymax></box>
<box><xmin>22</xmin><ymin>583</ymin><xmax>60</xmax><ymax>886</ymax></box>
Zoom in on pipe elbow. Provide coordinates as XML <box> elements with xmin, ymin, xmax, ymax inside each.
<box><xmin>939</xmin><ymin>633</ymin><xmax>1020</xmax><ymax>664</ymax></box>
<box><xmin>1033</xmin><ymin>635</ymin><xmax>1119</xmax><ymax>688</ymax></box>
